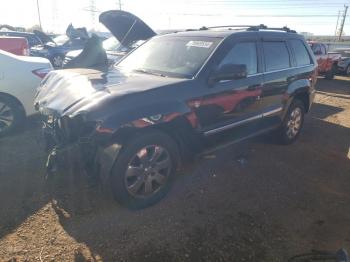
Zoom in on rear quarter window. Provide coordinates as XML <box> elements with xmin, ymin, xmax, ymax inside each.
<box><xmin>263</xmin><ymin>41</ymin><xmax>291</xmax><ymax>72</ymax></box>
<box><xmin>290</xmin><ymin>39</ymin><xmax>311</xmax><ymax>66</ymax></box>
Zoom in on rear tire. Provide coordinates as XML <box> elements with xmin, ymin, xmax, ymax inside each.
<box><xmin>110</xmin><ymin>130</ymin><xmax>179</xmax><ymax>209</ymax></box>
<box><xmin>275</xmin><ymin>99</ymin><xmax>305</xmax><ymax>145</ymax></box>
<box><xmin>0</xmin><ymin>95</ymin><xmax>25</xmax><ymax>137</ymax></box>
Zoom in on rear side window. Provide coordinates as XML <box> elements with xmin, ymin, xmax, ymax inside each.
<box><xmin>263</xmin><ymin>41</ymin><xmax>290</xmax><ymax>71</ymax></box>
<box><xmin>290</xmin><ymin>39</ymin><xmax>311</xmax><ymax>66</ymax></box>
<box><xmin>219</xmin><ymin>42</ymin><xmax>257</xmax><ymax>75</ymax></box>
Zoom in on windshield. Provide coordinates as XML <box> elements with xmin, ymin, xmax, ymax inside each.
<box><xmin>103</xmin><ymin>36</ymin><xmax>121</xmax><ymax>51</ymax></box>
<box><xmin>53</xmin><ymin>35</ymin><xmax>69</xmax><ymax>45</ymax></box>
<box><xmin>116</xmin><ymin>36</ymin><xmax>221</xmax><ymax>78</ymax></box>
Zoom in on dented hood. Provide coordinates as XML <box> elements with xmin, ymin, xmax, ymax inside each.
<box><xmin>34</xmin><ymin>68</ymin><xmax>184</xmax><ymax>117</ymax></box>
<box><xmin>99</xmin><ymin>10</ymin><xmax>156</xmax><ymax>46</ymax></box>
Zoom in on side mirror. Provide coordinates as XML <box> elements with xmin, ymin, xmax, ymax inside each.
<box><xmin>209</xmin><ymin>64</ymin><xmax>247</xmax><ymax>84</ymax></box>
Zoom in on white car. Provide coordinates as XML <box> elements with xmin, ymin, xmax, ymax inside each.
<box><xmin>0</xmin><ymin>50</ymin><xmax>52</xmax><ymax>136</ymax></box>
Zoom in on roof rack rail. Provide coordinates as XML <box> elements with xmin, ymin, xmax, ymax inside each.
<box><xmin>247</xmin><ymin>24</ymin><xmax>296</xmax><ymax>33</ymax></box>
<box><xmin>207</xmin><ymin>25</ymin><xmax>258</xmax><ymax>29</ymax></box>
<box><xmin>187</xmin><ymin>24</ymin><xmax>297</xmax><ymax>33</ymax></box>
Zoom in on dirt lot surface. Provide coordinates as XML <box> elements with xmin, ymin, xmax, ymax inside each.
<box><xmin>0</xmin><ymin>77</ymin><xmax>349</xmax><ymax>261</ymax></box>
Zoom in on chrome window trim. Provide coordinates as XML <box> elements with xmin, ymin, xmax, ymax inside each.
<box><xmin>218</xmin><ymin>64</ymin><xmax>312</xmax><ymax>83</ymax></box>
<box><xmin>204</xmin><ymin>106</ymin><xmax>283</xmax><ymax>136</ymax></box>
<box><xmin>263</xmin><ymin>64</ymin><xmax>312</xmax><ymax>74</ymax></box>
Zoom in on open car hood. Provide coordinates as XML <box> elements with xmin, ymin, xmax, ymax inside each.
<box><xmin>33</xmin><ymin>30</ymin><xmax>55</xmax><ymax>44</ymax></box>
<box><xmin>66</xmin><ymin>23</ymin><xmax>89</xmax><ymax>40</ymax></box>
<box><xmin>99</xmin><ymin>10</ymin><xmax>156</xmax><ymax>47</ymax></box>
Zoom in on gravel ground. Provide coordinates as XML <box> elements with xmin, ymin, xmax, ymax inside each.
<box><xmin>0</xmin><ymin>77</ymin><xmax>349</xmax><ymax>261</ymax></box>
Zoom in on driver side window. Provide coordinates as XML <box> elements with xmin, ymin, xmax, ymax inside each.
<box><xmin>219</xmin><ymin>42</ymin><xmax>258</xmax><ymax>75</ymax></box>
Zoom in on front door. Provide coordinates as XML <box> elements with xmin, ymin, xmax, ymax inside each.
<box><xmin>192</xmin><ymin>40</ymin><xmax>264</xmax><ymax>134</ymax></box>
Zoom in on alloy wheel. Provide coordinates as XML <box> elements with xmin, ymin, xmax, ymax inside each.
<box><xmin>286</xmin><ymin>107</ymin><xmax>302</xmax><ymax>139</ymax></box>
<box><xmin>124</xmin><ymin>145</ymin><xmax>172</xmax><ymax>198</ymax></box>
<box><xmin>0</xmin><ymin>102</ymin><xmax>14</xmax><ymax>132</ymax></box>
<box><xmin>53</xmin><ymin>56</ymin><xmax>63</xmax><ymax>68</ymax></box>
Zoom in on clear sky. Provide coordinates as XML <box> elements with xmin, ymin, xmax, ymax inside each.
<box><xmin>1</xmin><ymin>0</ymin><xmax>349</xmax><ymax>35</ymax></box>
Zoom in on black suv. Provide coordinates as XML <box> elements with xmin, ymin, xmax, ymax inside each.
<box><xmin>34</xmin><ymin>25</ymin><xmax>317</xmax><ymax>209</ymax></box>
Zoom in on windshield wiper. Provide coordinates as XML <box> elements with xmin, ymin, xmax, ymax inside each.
<box><xmin>134</xmin><ymin>68</ymin><xmax>166</xmax><ymax>77</ymax></box>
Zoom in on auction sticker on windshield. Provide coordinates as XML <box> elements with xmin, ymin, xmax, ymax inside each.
<box><xmin>186</xmin><ymin>41</ymin><xmax>213</xmax><ymax>48</ymax></box>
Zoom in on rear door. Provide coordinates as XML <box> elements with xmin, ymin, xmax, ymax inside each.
<box><xmin>260</xmin><ymin>39</ymin><xmax>293</xmax><ymax>118</ymax></box>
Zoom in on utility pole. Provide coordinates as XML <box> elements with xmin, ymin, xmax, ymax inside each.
<box><xmin>118</xmin><ymin>0</ymin><xmax>122</xmax><ymax>10</ymax></box>
<box><xmin>334</xmin><ymin>10</ymin><xmax>341</xmax><ymax>39</ymax></box>
<box><xmin>338</xmin><ymin>5</ymin><xmax>348</xmax><ymax>41</ymax></box>
<box><xmin>36</xmin><ymin>0</ymin><xmax>43</xmax><ymax>31</ymax></box>
<box><xmin>52</xmin><ymin>0</ymin><xmax>58</xmax><ymax>33</ymax></box>
<box><xmin>90</xmin><ymin>0</ymin><xmax>96</xmax><ymax>29</ymax></box>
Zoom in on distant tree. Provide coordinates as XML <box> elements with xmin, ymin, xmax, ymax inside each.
<box><xmin>0</xmin><ymin>24</ymin><xmax>16</xmax><ymax>31</ymax></box>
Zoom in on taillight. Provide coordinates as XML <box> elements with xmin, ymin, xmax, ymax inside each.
<box><xmin>32</xmin><ymin>68</ymin><xmax>52</xmax><ymax>79</ymax></box>
<box><xmin>22</xmin><ymin>41</ymin><xmax>29</xmax><ymax>56</ymax></box>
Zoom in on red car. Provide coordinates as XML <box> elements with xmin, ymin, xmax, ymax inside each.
<box><xmin>0</xmin><ymin>36</ymin><xmax>29</xmax><ymax>56</ymax></box>
<box><xmin>308</xmin><ymin>41</ymin><xmax>341</xmax><ymax>79</ymax></box>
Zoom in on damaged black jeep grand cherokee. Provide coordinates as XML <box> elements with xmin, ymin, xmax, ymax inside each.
<box><xmin>35</xmin><ymin>25</ymin><xmax>317</xmax><ymax>209</ymax></box>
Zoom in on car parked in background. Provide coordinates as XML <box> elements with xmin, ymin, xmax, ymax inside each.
<box><xmin>334</xmin><ymin>48</ymin><xmax>350</xmax><ymax>75</ymax></box>
<box><xmin>30</xmin><ymin>26</ymin><xmax>89</xmax><ymax>68</ymax></box>
<box><xmin>0</xmin><ymin>31</ymin><xmax>43</xmax><ymax>48</ymax></box>
<box><xmin>0</xmin><ymin>50</ymin><xmax>52</xmax><ymax>136</ymax></box>
<box><xmin>308</xmin><ymin>41</ymin><xmax>341</xmax><ymax>79</ymax></box>
<box><xmin>63</xmin><ymin>10</ymin><xmax>156</xmax><ymax>68</ymax></box>
<box><xmin>0</xmin><ymin>36</ymin><xmax>29</xmax><ymax>56</ymax></box>
<box><xmin>35</xmin><ymin>25</ymin><xmax>317</xmax><ymax>209</ymax></box>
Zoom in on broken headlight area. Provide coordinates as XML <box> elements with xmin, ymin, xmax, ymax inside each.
<box><xmin>42</xmin><ymin>114</ymin><xmax>97</xmax><ymax>144</ymax></box>
<box><xmin>41</xmin><ymin>114</ymin><xmax>101</xmax><ymax>175</ymax></box>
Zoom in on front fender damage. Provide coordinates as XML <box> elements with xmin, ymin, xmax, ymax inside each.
<box><xmin>94</xmin><ymin>143</ymin><xmax>122</xmax><ymax>184</ymax></box>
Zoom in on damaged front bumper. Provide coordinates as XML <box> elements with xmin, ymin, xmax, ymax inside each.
<box><xmin>42</xmin><ymin>115</ymin><xmax>121</xmax><ymax>184</ymax></box>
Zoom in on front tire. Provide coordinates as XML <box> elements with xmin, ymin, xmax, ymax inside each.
<box><xmin>110</xmin><ymin>130</ymin><xmax>179</xmax><ymax>209</ymax></box>
<box><xmin>0</xmin><ymin>95</ymin><xmax>25</xmax><ymax>137</ymax></box>
<box><xmin>275</xmin><ymin>99</ymin><xmax>305</xmax><ymax>145</ymax></box>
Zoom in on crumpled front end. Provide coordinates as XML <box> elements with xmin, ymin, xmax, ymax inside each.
<box><xmin>41</xmin><ymin>113</ymin><xmax>99</xmax><ymax>175</ymax></box>
<box><xmin>41</xmin><ymin>112</ymin><xmax>123</xmax><ymax>185</ymax></box>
